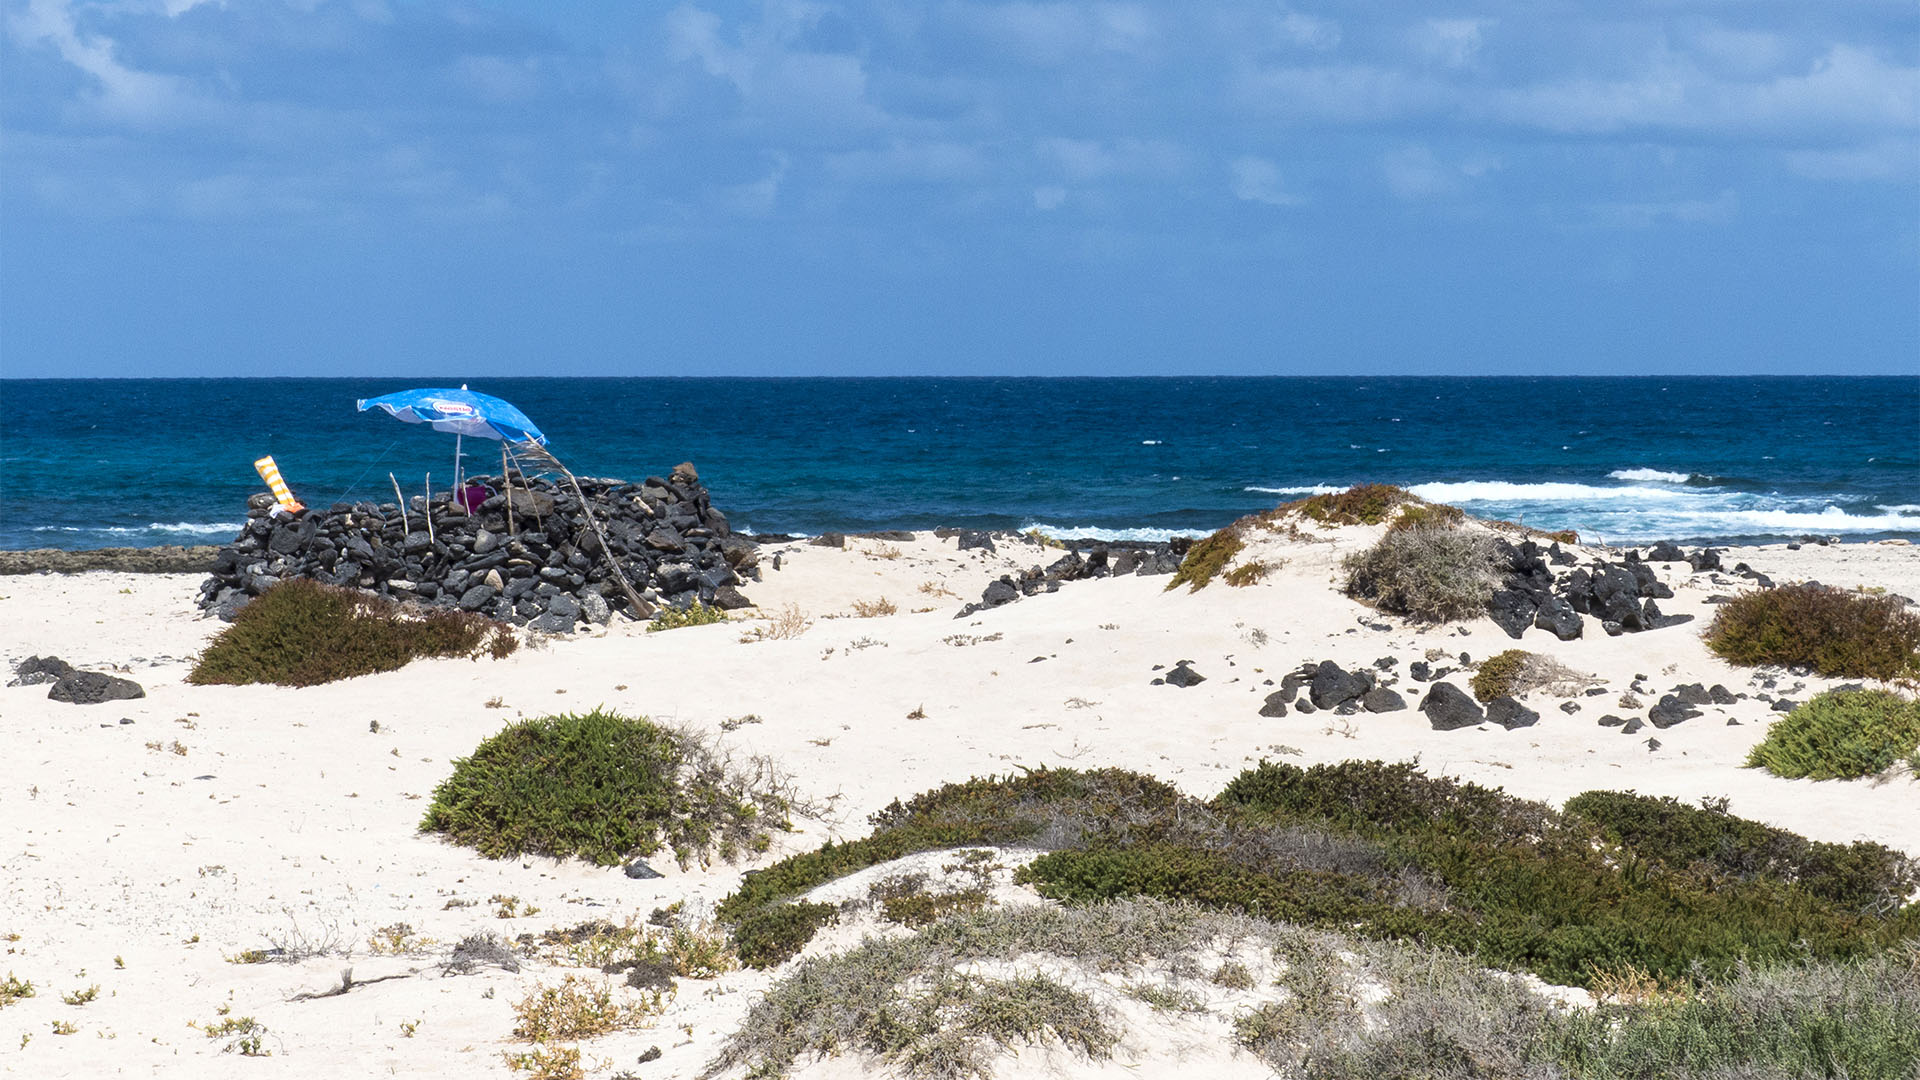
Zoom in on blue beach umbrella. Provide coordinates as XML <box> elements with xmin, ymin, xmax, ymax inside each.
<box><xmin>356</xmin><ymin>386</ymin><xmax>547</xmax><ymax>447</ymax></box>
<box><xmin>357</xmin><ymin>386</ymin><xmax>549</xmax><ymax>497</ymax></box>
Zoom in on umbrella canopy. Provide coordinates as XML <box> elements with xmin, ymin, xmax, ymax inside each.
<box><xmin>356</xmin><ymin>387</ymin><xmax>547</xmax><ymax>446</ymax></box>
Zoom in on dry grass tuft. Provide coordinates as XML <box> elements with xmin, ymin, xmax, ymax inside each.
<box><xmin>851</xmin><ymin>597</ymin><xmax>898</xmax><ymax>618</ymax></box>
<box><xmin>740</xmin><ymin>604</ymin><xmax>813</xmax><ymax>642</ymax></box>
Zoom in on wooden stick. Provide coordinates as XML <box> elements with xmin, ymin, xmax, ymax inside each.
<box><xmin>423</xmin><ymin>474</ymin><xmax>435</xmax><ymax>545</ymax></box>
<box><xmin>389</xmin><ymin>473</ymin><xmax>409</xmax><ymax>534</ymax></box>
<box><xmin>558</xmin><ymin>462</ymin><xmax>651</xmax><ymax>619</ymax></box>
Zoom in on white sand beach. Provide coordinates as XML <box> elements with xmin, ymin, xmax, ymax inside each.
<box><xmin>2</xmin><ymin>528</ymin><xmax>1916</xmax><ymax>1078</ymax></box>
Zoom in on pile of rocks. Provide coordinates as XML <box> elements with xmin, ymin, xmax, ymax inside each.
<box><xmin>1258</xmin><ymin>659</ymin><xmax>1408</xmax><ymax>717</ymax></box>
<box><xmin>1487</xmin><ymin>540</ymin><xmax>1699</xmax><ymax>642</ymax></box>
<box><xmin>195</xmin><ymin>463</ymin><xmax>755</xmax><ymax>633</ymax></box>
<box><xmin>9</xmin><ymin>655</ymin><xmax>145</xmax><ymax>704</ymax></box>
<box><xmin>955</xmin><ymin>538</ymin><xmax>1188</xmax><ymax>618</ymax></box>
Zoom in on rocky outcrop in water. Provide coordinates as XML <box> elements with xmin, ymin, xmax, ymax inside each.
<box><xmin>195</xmin><ymin>464</ymin><xmax>753</xmax><ymax>632</ymax></box>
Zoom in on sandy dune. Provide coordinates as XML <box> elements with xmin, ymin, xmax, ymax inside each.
<box><xmin>2</xmin><ymin>529</ymin><xmax>1915</xmax><ymax>1077</ymax></box>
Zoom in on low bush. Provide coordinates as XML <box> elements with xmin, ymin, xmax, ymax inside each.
<box><xmin>188</xmin><ymin>577</ymin><xmax>516</xmax><ymax>687</ymax></box>
<box><xmin>716</xmin><ymin>759</ymin><xmax>1916</xmax><ymax>988</ymax></box>
<box><xmin>1387</xmin><ymin>502</ymin><xmax>1465</xmax><ymax>532</ymax></box>
<box><xmin>1704</xmin><ymin>583</ymin><xmax>1920</xmax><ymax>680</ymax></box>
<box><xmin>1286</xmin><ymin>484</ymin><xmax>1416</xmax><ymax>526</ymax></box>
<box><xmin>1467</xmin><ymin>650</ymin><xmax>1591</xmax><ymax>702</ymax></box>
<box><xmin>420</xmin><ymin>709</ymin><xmax>793</xmax><ymax>867</ymax></box>
<box><xmin>648</xmin><ymin>601</ymin><xmax>728</xmax><ymax>632</ymax></box>
<box><xmin>1342</xmin><ymin>524</ymin><xmax>1503</xmax><ymax>623</ymax></box>
<box><xmin>1471</xmin><ymin>649</ymin><xmax>1531</xmax><ymax>702</ymax></box>
<box><xmin>1165</xmin><ymin>530</ymin><xmax>1243</xmax><ymax>592</ymax></box>
<box><xmin>1538</xmin><ymin>946</ymin><xmax>1920</xmax><ymax>1079</ymax></box>
<box><xmin>1745</xmin><ymin>689</ymin><xmax>1920</xmax><ymax>781</ymax></box>
<box><xmin>731</xmin><ymin>902</ymin><xmax>838</xmax><ymax>969</ymax></box>
<box><xmin>1565</xmin><ymin>790</ymin><xmax>1919</xmax><ymax>913</ymax></box>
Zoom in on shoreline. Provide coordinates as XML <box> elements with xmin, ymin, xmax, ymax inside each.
<box><xmin>2</xmin><ymin>531</ymin><xmax>1912</xmax><ymax>576</ymax></box>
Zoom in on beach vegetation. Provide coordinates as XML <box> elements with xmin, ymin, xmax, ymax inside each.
<box><xmin>740</xmin><ymin>603</ymin><xmax>812</xmax><ymax>642</ymax></box>
<box><xmin>1704</xmin><ymin>583</ymin><xmax>1920</xmax><ymax>681</ymax></box>
<box><xmin>199</xmin><ymin>1014</ymin><xmax>269</xmax><ymax>1056</ymax></box>
<box><xmin>187</xmin><ymin>578</ymin><xmax>516</xmax><ymax>687</ymax></box>
<box><xmin>1222</xmin><ymin>559</ymin><xmax>1278</xmax><ymax>587</ymax></box>
<box><xmin>1469</xmin><ymin>650</ymin><xmax>1589</xmax><ymax>702</ymax></box>
<box><xmin>1745</xmin><ymin>689</ymin><xmax>1920</xmax><ymax>781</ymax></box>
<box><xmin>1287</xmin><ymin>483</ymin><xmax>1416</xmax><ymax>526</ymax></box>
<box><xmin>850</xmin><ymin>597</ymin><xmax>897</xmax><ymax>617</ymax></box>
<box><xmin>1166</xmin><ymin>530</ymin><xmax>1243</xmax><ymax>592</ymax></box>
<box><xmin>510</xmin><ymin>974</ymin><xmax>667</xmax><ymax>1042</ymax></box>
<box><xmin>1388</xmin><ymin>501</ymin><xmax>1465</xmax><ymax>532</ymax></box>
<box><xmin>420</xmin><ymin>709</ymin><xmax>795</xmax><ymax>868</ymax></box>
<box><xmin>1024</xmin><ymin>528</ymin><xmax>1067</xmax><ymax>549</ymax></box>
<box><xmin>60</xmin><ymin>985</ymin><xmax>98</xmax><ymax>1006</ymax></box>
<box><xmin>1</xmin><ymin>973</ymin><xmax>35</xmax><ymax>1007</ymax></box>
<box><xmin>1564</xmin><ymin>790</ymin><xmax>1918</xmax><ymax>913</ymax></box>
<box><xmin>647</xmin><ymin>601</ymin><xmax>728</xmax><ymax>632</ymax></box>
<box><xmin>503</xmin><ymin>1045</ymin><xmax>583</xmax><ymax>1080</ymax></box>
<box><xmin>1342</xmin><ymin>523</ymin><xmax>1503</xmax><ymax>623</ymax></box>
<box><xmin>714</xmin><ymin>761</ymin><xmax>1918</xmax><ymax>989</ymax></box>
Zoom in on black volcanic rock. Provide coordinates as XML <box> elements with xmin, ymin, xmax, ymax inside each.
<box><xmin>1421</xmin><ymin>682</ymin><xmax>1484</xmax><ymax>731</ymax></box>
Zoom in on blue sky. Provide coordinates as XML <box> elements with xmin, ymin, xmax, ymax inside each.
<box><xmin>2</xmin><ymin>1</ymin><xmax>1916</xmax><ymax>377</ymax></box>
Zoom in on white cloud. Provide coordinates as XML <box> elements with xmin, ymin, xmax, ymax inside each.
<box><xmin>1275</xmin><ymin>9</ymin><xmax>1340</xmax><ymax>51</ymax></box>
<box><xmin>1034</xmin><ymin>137</ymin><xmax>1187</xmax><ymax>182</ymax></box>
<box><xmin>1234</xmin><ymin>63</ymin><xmax>1451</xmax><ymax>123</ymax></box>
<box><xmin>11</xmin><ymin>0</ymin><xmax>191</xmax><ymax>121</ymax></box>
<box><xmin>1785</xmin><ymin>137</ymin><xmax>1920</xmax><ymax>181</ymax></box>
<box><xmin>1381</xmin><ymin>144</ymin><xmax>1500</xmax><ymax>200</ymax></box>
<box><xmin>1413</xmin><ymin>18</ymin><xmax>1487</xmax><ymax>70</ymax></box>
<box><xmin>717</xmin><ymin>152</ymin><xmax>789</xmax><ymax>215</ymax></box>
<box><xmin>1587</xmin><ymin>189</ymin><xmax>1738</xmax><ymax>229</ymax></box>
<box><xmin>825</xmin><ymin>140</ymin><xmax>986</xmax><ymax>184</ymax></box>
<box><xmin>1488</xmin><ymin>44</ymin><xmax>1919</xmax><ymax>136</ymax></box>
<box><xmin>1229</xmin><ymin>155</ymin><xmax>1300</xmax><ymax>206</ymax></box>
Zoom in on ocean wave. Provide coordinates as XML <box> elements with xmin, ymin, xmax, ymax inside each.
<box><xmin>1576</xmin><ymin>507</ymin><xmax>1920</xmax><ymax>543</ymax></box>
<box><xmin>1607</xmin><ymin>468</ymin><xmax>1691</xmax><ymax>484</ymax></box>
<box><xmin>1407</xmin><ymin>481</ymin><xmax>1697</xmax><ymax>503</ymax></box>
<box><xmin>1021</xmin><ymin>522</ymin><xmax>1199</xmax><ymax>543</ymax></box>
<box><xmin>1879</xmin><ymin>504</ymin><xmax>1920</xmax><ymax>514</ymax></box>
<box><xmin>1245</xmin><ymin>485</ymin><xmax>1343</xmax><ymax>496</ymax></box>
<box><xmin>31</xmin><ymin>521</ymin><xmax>244</xmax><ymax>536</ymax></box>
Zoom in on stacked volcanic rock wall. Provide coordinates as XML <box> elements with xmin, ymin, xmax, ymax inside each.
<box><xmin>196</xmin><ymin>463</ymin><xmax>756</xmax><ymax>632</ymax></box>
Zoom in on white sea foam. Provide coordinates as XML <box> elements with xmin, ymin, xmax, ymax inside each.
<box><xmin>1406</xmin><ymin>481</ymin><xmax>1692</xmax><ymax>503</ymax></box>
<box><xmin>1020</xmin><ymin>523</ymin><xmax>1199</xmax><ymax>543</ymax></box>
<box><xmin>1245</xmin><ymin>485</ymin><xmax>1343</xmax><ymax>496</ymax></box>
<box><xmin>1141</xmin><ymin>440</ymin><xmax>1163</xmax><ymax>445</ymax></box>
<box><xmin>1879</xmin><ymin>504</ymin><xmax>1920</xmax><ymax>514</ymax></box>
<box><xmin>31</xmin><ymin>522</ymin><xmax>244</xmax><ymax>536</ymax></box>
<box><xmin>1608</xmin><ymin>468</ymin><xmax>1691</xmax><ymax>483</ymax></box>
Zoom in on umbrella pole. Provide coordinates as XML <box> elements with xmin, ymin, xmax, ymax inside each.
<box><xmin>502</xmin><ymin>445</ymin><xmax>516</xmax><ymax>537</ymax></box>
<box><xmin>555</xmin><ymin>457</ymin><xmax>652</xmax><ymax>620</ymax></box>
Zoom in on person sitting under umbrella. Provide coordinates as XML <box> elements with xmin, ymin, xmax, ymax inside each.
<box><xmin>455</xmin><ymin>479</ymin><xmax>492</xmax><ymax>513</ymax></box>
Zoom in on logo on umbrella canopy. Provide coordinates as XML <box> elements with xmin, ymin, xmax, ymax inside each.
<box><xmin>430</xmin><ymin>399</ymin><xmax>477</xmax><ymax>417</ymax></box>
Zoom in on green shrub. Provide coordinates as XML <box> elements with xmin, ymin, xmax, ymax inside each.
<box><xmin>648</xmin><ymin>601</ymin><xmax>729</xmax><ymax>632</ymax></box>
<box><xmin>1745</xmin><ymin>689</ymin><xmax>1920</xmax><ymax>781</ymax></box>
<box><xmin>731</xmin><ymin>902</ymin><xmax>838</xmax><ymax>969</ymax></box>
<box><xmin>421</xmin><ymin>709</ymin><xmax>792</xmax><ymax>867</ymax></box>
<box><xmin>1342</xmin><ymin>524</ymin><xmax>1503</xmax><ymax>623</ymax></box>
<box><xmin>1287</xmin><ymin>484</ymin><xmax>1416</xmax><ymax>526</ymax></box>
<box><xmin>1388</xmin><ymin>502</ymin><xmax>1465</xmax><ymax>532</ymax></box>
<box><xmin>189</xmin><ymin>578</ymin><xmax>516</xmax><ymax>687</ymax></box>
<box><xmin>1565</xmin><ymin>790</ymin><xmax>1919</xmax><ymax>913</ymax></box>
<box><xmin>1165</xmin><ymin>530</ymin><xmax>1243</xmax><ymax>592</ymax></box>
<box><xmin>716</xmin><ymin>759</ymin><xmax>1917</xmax><ymax>989</ymax></box>
<box><xmin>1704</xmin><ymin>584</ymin><xmax>1920</xmax><ymax>680</ymax></box>
<box><xmin>1539</xmin><ymin>947</ymin><xmax>1920</xmax><ymax>1079</ymax></box>
<box><xmin>1471</xmin><ymin>649</ymin><xmax>1531</xmax><ymax>702</ymax></box>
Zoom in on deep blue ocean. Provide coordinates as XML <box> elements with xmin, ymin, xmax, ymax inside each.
<box><xmin>1</xmin><ymin>377</ymin><xmax>1915</xmax><ymax>551</ymax></box>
